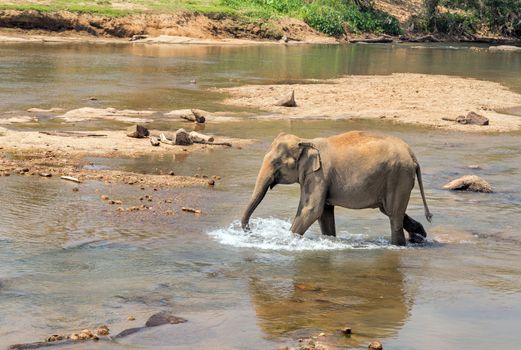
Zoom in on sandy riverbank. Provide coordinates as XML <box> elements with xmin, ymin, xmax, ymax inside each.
<box><xmin>220</xmin><ymin>73</ymin><xmax>521</xmax><ymax>132</ymax></box>
<box><xmin>0</xmin><ymin>128</ymin><xmax>252</xmax><ymax>187</ymax></box>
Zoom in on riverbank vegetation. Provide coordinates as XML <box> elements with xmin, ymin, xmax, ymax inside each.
<box><xmin>0</xmin><ymin>0</ymin><xmax>520</xmax><ymax>38</ymax></box>
<box><xmin>411</xmin><ymin>0</ymin><xmax>521</xmax><ymax>37</ymax></box>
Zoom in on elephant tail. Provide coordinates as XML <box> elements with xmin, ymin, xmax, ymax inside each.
<box><xmin>415</xmin><ymin>163</ymin><xmax>433</xmax><ymax>223</ymax></box>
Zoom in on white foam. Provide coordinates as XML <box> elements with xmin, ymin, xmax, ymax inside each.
<box><xmin>208</xmin><ymin>217</ymin><xmax>400</xmax><ymax>251</ymax></box>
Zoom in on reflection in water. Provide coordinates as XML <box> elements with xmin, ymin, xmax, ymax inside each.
<box><xmin>248</xmin><ymin>251</ymin><xmax>410</xmax><ymax>347</ymax></box>
<box><xmin>1</xmin><ymin>42</ymin><xmax>521</xmax><ymax>112</ymax></box>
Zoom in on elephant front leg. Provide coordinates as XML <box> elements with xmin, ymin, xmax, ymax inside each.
<box><xmin>318</xmin><ymin>204</ymin><xmax>336</xmax><ymax>237</ymax></box>
<box><xmin>291</xmin><ymin>206</ymin><xmax>323</xmax><ymax>235</ymax></box>
<box><xmin>291</xmin><ymin>179</ymin><xmax>327</xmax><ymax>236</ymax></box>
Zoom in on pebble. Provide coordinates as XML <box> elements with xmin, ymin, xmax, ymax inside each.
<box><xmin>341</xmin><ymin>327</ymin><xmax>352</xmax><ymax>335</ymax></box>
<box><xmin>368</xmin><ymin>341</ymin><xmax>383</xmax><ymax>350</ymax></box>
<box><xmin>96</xmin><ymin>325</ymin><xmax>109</xmax><ymax>336</ymax></box>
<box><xmin>127</xmin><ymin>315</ymin><xmax>136</xmax><ymax>321</ymax></box>
<box><xmin>169</xmin><ymin>171</ymin><xmax>175</xmax><ymax>176</ymax></box>
<box><xmin>39</xmin><ymin>172</ymin><xmax>52</xmax><ymax>177</ymax></box>
<box><xmin>46</xmin><ymin>334</ymin><xmax>63</xmax><ymax>342</ymax></box>
<box><xmin>72</xmin><ymin>187</ymin><xmax>79</xmax><ymax>192</ymax></box>
<box><xmin>208</xmin><ymin>179</ymin><xmax>215</xmax><ymax>186</ymax></box>
<box><xmin>101</xmin><ymin>195</ymin><xmax>109</xmax><ymax>200</ymax></box>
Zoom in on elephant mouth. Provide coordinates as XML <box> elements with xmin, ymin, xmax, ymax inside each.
<box><xmin>269</xmin><ymin>171</ymin><xmax>279</xmax><ymax>189</ymax></box>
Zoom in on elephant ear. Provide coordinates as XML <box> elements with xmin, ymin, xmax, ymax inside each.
<box><xmin>298</xmin><ymin>142</ymin><xmax>322</xmax><ymax>176</ymax></box>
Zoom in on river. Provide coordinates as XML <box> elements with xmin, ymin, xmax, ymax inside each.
<box><xmin>0</xmin><ymin>42</ymin><xmax>520</xmax><ymax>349</ymax></box>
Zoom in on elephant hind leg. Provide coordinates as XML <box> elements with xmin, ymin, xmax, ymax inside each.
<box><xmin>403</xmin><ymin>214</ymin><xmax>427</xmax><ymax>243</ymax></box>
<box><xmin>379</xmin><ymin>206</ymin><xmax>407</xmax><ymax>246</ymax></box>
<box><xmin>318</xmin><ymin>204</ymin><xmax>336</xmax><ymax>237</ymax></box>
<box><xmin>389</xmin><ymin>216</ymin><xmax>407</xmax><ymax>246</ymax></box>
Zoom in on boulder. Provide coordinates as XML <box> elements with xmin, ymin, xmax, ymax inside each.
<box><xmin>127</xmin><ymin>124</ymin><xmax>149</xmax><ymax>138</ymax></box>
<box><xmin>456</xmin><ymin>112</ymin><xmax>489</xmax><ymax>125</ymax></box>
<box><xmin>275</xmin><ymin>90</ymin><xmax>297</xmax><ymax>107</ymax></box>
<box><xmin>174</xmin><ymin>128</ymin><xmax>193</xmax><ymax>145</ymax></box>
<box><xmin>443</xmin><ymin>175</ymin><xmax>493</xmax><ymax>193</ymax></box>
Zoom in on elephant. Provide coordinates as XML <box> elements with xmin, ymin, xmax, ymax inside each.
<box><xmin>241</xmin><ymin>131</ymin><xmax>432</xmax><ymax>246</ymax></box>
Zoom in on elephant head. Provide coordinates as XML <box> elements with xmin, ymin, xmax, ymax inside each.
<box><xmin>241</xmin><ymin>133</ymin><xmax>321</xmax><ymax>231</ymax></box>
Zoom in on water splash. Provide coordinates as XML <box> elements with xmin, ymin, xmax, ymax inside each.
<box><xmin>208</xmin><ymin>218</ymin><xmax>402</xmax><ymax>251</ymax></box>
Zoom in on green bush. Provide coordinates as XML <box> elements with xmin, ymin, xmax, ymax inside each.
<box><xmin>220</xmin><ymin>0</ymin><xmax>402</xmax><ymax>36</ymax></box>
<box><xmin>427</xmin><ymin>0</ymin><xmax>521</xmax><ymax>37</ymax></box>
<box><xmin>302</xmin><ymin>4</ymin><xmax>345</xmax><ymax>35</ymax></box>
<box><xmin>340</xmin><ymin>5</ymin><xmax>401</xmax><ymax>35</ymax></box>
<box><xmin>370</xmin><ymin>9</ymin><xmax>402</xmax><ymax>35</ymax></box>
<box><xmin>434</xmin><ymin>12</ymin><xmax>478</xmax><ymax>35</ymax></box>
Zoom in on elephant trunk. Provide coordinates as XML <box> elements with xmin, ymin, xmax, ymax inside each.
<box><xmin>241</xmin><ymin>162</ymin><xmax>274</xmax><ymax>231</ymax></box>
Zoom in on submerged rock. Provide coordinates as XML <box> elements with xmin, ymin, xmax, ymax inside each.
<box><xmin>443</xmin><ymin>175</ymin><xmax>493</xmax><ymax>193</ymax></box>
<box><xmin>145</xmin><ymin>311</ymin><xmax>187</xmax><ymax>327</ymax></box>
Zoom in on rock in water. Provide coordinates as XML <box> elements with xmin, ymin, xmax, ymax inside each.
<box><xmin>190</xmin><ymin>109</ymin><xmax>207</xmax><ymax>123</ymax></box>
<box><xmin>443</xmin><ymin>175</ymin><xmax>493</xmax><ymax>193</ymax></box>
<box><xmin>489</xmin><ymin>45</ymin><xmax>521</xmax><ymax>52</ymax></box>
<box><xmin>126</xmin><ymin>124</ymin><xmax>150</xmax><ymax>138</ymax></box>
<box><xmin>275</xmin><ymin>90</ymin><xmax>297</xmax><ymax>107</ymax></box>
<box><xmin>456</xmin><ymin>112</ymin><xmax>489</xmax><ymax>125</ymax></box>
<box><xmin>174</xmin><ymin>128</ymin><xmax>193</xmax><ymax>145</ymax></box>
<box><xmin>145</xmin><ymin>311</ymin><xmax>187</xmax><ymax>327</ymax></box>
<box><xmin>368</xmin><ymin>341</ymin><xmax>383</xmax><ymax>350</ymax></box>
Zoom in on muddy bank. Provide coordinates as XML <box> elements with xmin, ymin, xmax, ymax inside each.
<box><xmin>220</xmin><ymin>73</ymin><xmax>521</xmax><ymax>132</ymax></box>
<box><xmin>0</xmin><ymin>126</ymin><xmax>252</xmax><ymax>187</ymax></box>
<box><xmin>0</xmin><ymin>9</ymin><xmax>335</xmax><ymax>44</ymax></box>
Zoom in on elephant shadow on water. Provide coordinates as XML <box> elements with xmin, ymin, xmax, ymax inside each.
<box><xmin>247</xmin><ymin>251</ymin><xmax>412</xmax><ymax>347</ymax></box>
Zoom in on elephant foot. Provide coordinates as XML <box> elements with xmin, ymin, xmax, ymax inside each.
<box><xmin>404</xmin><ymin>214</ymin><xmax>427</xmax><ymax>238</ymax></box>
<box><xmin>408</xmin><ymin>232</ymin><xmax>426</xmax><ymax>244</ymax></box>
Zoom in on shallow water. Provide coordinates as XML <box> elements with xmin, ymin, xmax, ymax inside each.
<box><xmin>1</xmin><ymin>43</ymin><xmax>521</xmax><ymax>349</ymax></box>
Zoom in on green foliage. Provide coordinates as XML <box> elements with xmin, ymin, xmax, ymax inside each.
<box><xmin>301</xmin><ymin>4</ymin><xmax>345</xmax><ymax>35</ymax></box>
<box><xmin>0</xmin><ymin>0</ymin><xmax>404</xmax><ymax>36</ymax></box>
<box><xmin>424</xmin><ymin>0</ymin><xmax>521</xmax><ymax>37</ymax></box>
<box><xmin>343</xmin><ymin>6</ymin><xmax>402</xmax><ymax>35</ymax></box>
<box><xmin>482</xmin><ymin>0</ymin><xmax>521</xmax><ymax>36</ymax></box>
<box><xmin>219</xmin><ymin>0</ymin><xmax>401</xmax><ymax>36</ymax></box>
<box><xmin>0</xmin><ymin>3</ymin><xmax>129</xmax><ymax>17</ymax></box>
<box><xmin>435</xmin><ymin>12</ymin><xmax>478</xmax><ymax>35</ymax></box>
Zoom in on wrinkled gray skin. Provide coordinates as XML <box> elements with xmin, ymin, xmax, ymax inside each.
<box><xmin>241</xmin><ymin>131</ymin><xmax>432</xmax><ymax>246</ymax></box>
